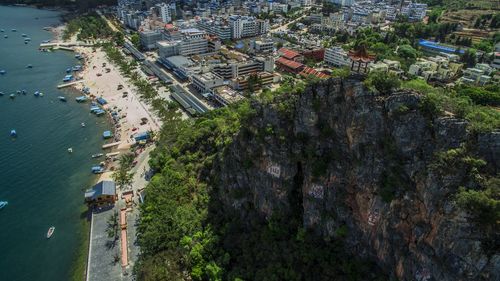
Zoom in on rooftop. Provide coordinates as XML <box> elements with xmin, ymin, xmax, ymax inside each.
<box><xmin>85</xmin><ymin>181</ymin><xmax>116</xmax><ymax>200</ymax></box>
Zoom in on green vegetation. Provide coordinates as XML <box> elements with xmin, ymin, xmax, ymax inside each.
<box><xmin>364</xmin><ymin>71</ymin><xmax>401</xmax><ymax>94</ymax></box>
<box><xmin>456</xmin><ymin>178</ymin><xmax>499</xmax><ymax>226</ymax></box>
<box><xmin>112</xmin><ymin>153</ymin><xmax>135</xmax><ymax>190</ymax></box>
<box><xmin>63</xmin><ymin>13</ymin><xmax>113</xmax><ymax>41</ymax></box>
<box><xmin>401</xmin><ymin>79</ymin><xmax>500</xmax><ymax>133</ymax></box>
<box><xmin>130</xmin><ymin>33</ymin><xmax>141</xmax><ymax>50</ymax></box>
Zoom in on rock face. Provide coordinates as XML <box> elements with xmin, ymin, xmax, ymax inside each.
<box><xmin>216</xmin><ymin>78</ymin><xmax>499</xmax><ymax>281</ymax></box>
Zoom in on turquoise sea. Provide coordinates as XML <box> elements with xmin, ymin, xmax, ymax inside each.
<box><xmin>0</xmin><ymin>6</ymin><xmax>109</xmax><ymax>281</ymax></box>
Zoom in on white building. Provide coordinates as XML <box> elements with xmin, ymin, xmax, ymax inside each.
<box><xmin>229</xmin><ymin>15</ymin><xmax>268</xmax><ymax>39</ymax></box>
<box><xmin>254</xmin><ymin>39</ymin><xmax>274</xmax><ymax>53</ymax></box>
<box><xmin>139</xmin><ymin>30</ymin><xmax>162</xmax><ymax>50</ymax></box>
<box><xmin>197</xmin><ymin>18</ymin><xmax>232</xmax><ymax>40</ymax></box>
<box><xmin>300</xmin><ymin>0</ymin><xmax>312</xmax><ymax>7</ymax></box>
<box><xmin>491</xmin><ymin>43</ymin><xmax>500</xmax><ymax>69</ymax></box>
<box><xmin>157</xmin><ymin>2</ymin><xmax>172</xmax><ymax>23</ymax></box>
<box><xmin>191</xmin><ymin>72</ymin><xmax>225</xmax><ymax>93</ymax></box>
<box><xmin>401</xmin><ymin>2</ymin><xmax>427</xmax><ymax>22</ymax></box>
<box><xmin>157</xmin><ymin>28</ymin><xmax>215</xmax><ymax>57</ymax></box>
<box><xmin>324</xmin><ymin>47</ymin><xmax>351</xmax><ymax>67</ymax></box>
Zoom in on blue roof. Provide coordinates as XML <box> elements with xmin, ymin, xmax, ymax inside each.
<box><xmin>103</xmin><ymin>131</ymin><xmax>112</xmax><ymax>138</ymax></box>
<box><xmin>85</xmin><ymin>180</ymin><xmax>115</xmax><ymax>200</ymax></box>
<box><xmin>96</xmin><ymin>97</ymin><xmax>107</xmax><ymax>105</ymax></box>
<box><xmin>418</xmin><ymin>39</ymin><xmax>464</xmax><ymax>54</ymax></box>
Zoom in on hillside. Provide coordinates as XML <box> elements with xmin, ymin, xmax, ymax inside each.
<box><xmin>137</xmin><ymin>78</ymin><xmax>499</xmax><ymax>281</ymax></box>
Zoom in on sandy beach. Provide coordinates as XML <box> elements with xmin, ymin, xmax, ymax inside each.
<box><xmin>72</xmin><ymin>46</ymin><xmax>161</xmax><ymax>180</ymax></box>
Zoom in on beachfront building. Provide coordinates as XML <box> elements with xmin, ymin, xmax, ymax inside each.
<box><xmin>85</xmin><ymin>181</ymin><xmax>117</xmax><ymax>207</ymax></box>
<box><xmin>157</xmin><ymin>28</ymin><xmax>219</xmax><ymax>57</ymax></box>
<box><xmin>139</xmin><ymin>30</ymin><xmax>162</xmax><ymax>50</ymax></box>
<box><xmin>212</xmin><ymin>56</ymin><xmax>274</xmax><ymax>79</ymax></box>
<box><xmin>324</xmin><ymin>47</ymin><xmax>351</xmax><ymax>67</ymax></box>
<box><xmin>191</xmin><ymin>72</ymin><xmax>225</xmax><ymax>93</ymax></box>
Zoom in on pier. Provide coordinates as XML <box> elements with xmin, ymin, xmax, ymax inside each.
<box><xmin>39</xmin><ymin>42</ymin><xmax>94</xmax><ymax>49</ymax></box>
<box><xmin>57</xmin><ymin>80</ymin><xmax>85</xmax><ymax>89</ymax></box>
<box><xmin>102</xmin><ymin>141</ymin><xmax>121</xmax><ymax>149</ymax></box>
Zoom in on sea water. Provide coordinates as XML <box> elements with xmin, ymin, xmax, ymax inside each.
<box><xmin>0</xmin><ymin>5</ymin><xmax>109</xmax><ymax>280</ymax></box>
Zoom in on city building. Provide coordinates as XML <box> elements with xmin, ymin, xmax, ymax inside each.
<box><xmin>197</xmin><ymin>17</ymin><xmax>232</xmax><ymax>40</ymax></box>
<box><xmin>191</xmin><ymin>72</ymin><xmax>225</xmax><ymax>93</ymax></box>
<box><xmin>324</xmin><ymin>47</ymin><xmax>351</xmax><ymax>67</ymax></box>
<box><xmin>253</xmin><ymin>39</ymin><xmax>274</xmax><ymax>53</ymax></box>
<box><xmin>229</xmin><ymin>15</ymin><xmax>268</xmax><ymax>39</ymax></box>
<box><xmin>278</xmin><ymin>47</ymin><xmax>304</xmax><ymax>62</ymax></box>
<box><xmin>491</xmin><ymin>43</ymin><xmax>500</xmax><ymax>69</ymax></box>
<box><xmin>139</xmin><ymin>30</ymin><xmax>162</xmax><ymax>50</ymax></box>
<box><xmin>159</xmin><ymin>55</ymin><xmax>195</xmax><ymax>80</ymax></box>
<box><xmin>156</xmin><ymin>2</ymin><xmax>172</xmax><ymax>23</ymax></box>
<box><xmin>401</xmin><ymin>2</ymin><xmax>427</xmax><ymax>22</ymax></box>
<box><xmin>460</xmin><ymin>64</ymin><xmax>493</xmax><ymax>86</ymax></box>
<box><xmin>230</xmin><ymin>72</ymin><xmax>276</xmax><ymax>91</ymax></box>
<box><xmin>157</xmin><ymin>28</ymin><xmax>218</xmax><ymax>57</ymax></box>
<box><xmin>212</xmin><ymin>86</ymin><xmax>244</xmax><ymax>106</ymax></box>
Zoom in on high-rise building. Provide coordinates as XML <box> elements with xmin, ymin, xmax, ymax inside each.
<box><xmin>229</xmin><ymin>15</ymin><xmax>269</xmax><ymax>39</ymax></box>
<box><xmin>157</xmin><ymin>3</ymin><xmax>172</xmax><ymax>23</ymax></box>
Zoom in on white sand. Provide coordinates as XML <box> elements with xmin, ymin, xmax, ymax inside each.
<box><xmin>72</xmin><ymin>47</ymin><xmax>161</xmax><ymax>180</ymax></box>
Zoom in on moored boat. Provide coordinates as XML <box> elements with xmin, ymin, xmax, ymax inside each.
<box><xmin>0</xmin><ymin>70</ymin><xmax>6</xmax><ymax>75</ymax></box>
<box><xmin>27</xmin><ymin>64</ymin><xmax>33</xmax><ymax>68</ymax></box>
<box><xmin>58</xmin><ymin>96</ymin><xmax>67</xmax><ymax>102</ymax></box>
<box><xmin>91</xmin><ymin>153</ymin><xmax>104</xmax><ymax>158</ymax></box>
<box><xmin>0</xmin><ymin>201</ymin><xmax>7</xmax><ymax>209</ymax></box>
<box><xmin>76</xmin><ymin>96</ymin><xmax>88</xmax><ymax>102</ymax></box>
<box><xmin>11</xmin><ymin>29</ymin><xmax>16</xmax><ymax>32</ymax></box>
<box><xmin>81</xmin><ymin>122</ymin><xmax>86</xmax><ymax>127</ymax></box>
<box><xmin>46</xmin><ymin>226</ymin><xmax>55</xmax><ymax>239</ymax></box>
<box><xmin>0</xmin><ymin>92</ymin><xmax>4</xmax><ymax>96</ymax></box>
<box><xmin>9</xmin><ymin>94</ymin><xmax>15</xmax><ymax>99</ymax></box>
<box><xmin>10</xmin><ymin>130</ymin><xmax>17</xmax><ymax>137</ymax></box>
<box><xmin>68</xmin><ymin>148</ymin><xmax>73</xmax><ymax>153</ymax></box>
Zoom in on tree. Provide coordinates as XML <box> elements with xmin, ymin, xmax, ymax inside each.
<box><xmin>112</xmin><ymin>153</ymin><xmax>135</xmax><ymax>189</ymax></box>
<box><xmin>130</xmin><ymin>33</ymin><xmax>141</xmax><ymax>49</ymax></box>
<box><xmin>113</xmin><ymin>31</ymin><xmax>125</xmax><ymax>46</ymax></box>
<box><xmin>397</xmin><ymin>44</ymin><xmax>417</xmax><ymax>60</ymax></box>
<box><xmin>364</xmin><ymin>71</ymin><xmax>401</xmax><ymax>94</ymax></box>
<box><xmin>461</xmin><ymin>48</ymin><xmax>477</xmax><ymax>68</ymax></box>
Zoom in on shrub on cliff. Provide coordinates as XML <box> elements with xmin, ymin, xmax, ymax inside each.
<box><xmin>364</xmin><ymin>71</ymin><xmax>401</xmax><ymax>94</ymax></box>
<box><xmin>456</xmin><ymin>178</ymin><xmax>500</xmax><ymax>226</ymax></box>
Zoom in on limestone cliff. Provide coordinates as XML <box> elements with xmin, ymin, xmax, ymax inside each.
<box><xmin>215</xmin><ymin>78</ymin><xmax>499</xmax><ymax>281</ymax></box>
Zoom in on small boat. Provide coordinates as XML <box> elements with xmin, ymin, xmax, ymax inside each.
<box><xmin>10</xmin><ymin>130</ymin><xmax>17</xmax><ymax>137</ymax></box>
<box><xmin>0</xmin><ymin>29</ymin><xmax>4</xmax><ymax>32</ymax></box>
<box><xmin>3</xmin><ymin>35</ymin><xmax>7</xmax><ymax>38</ymax></box>
<box><xmin>91</xmin><ymin>166</ymin><xmax>104</xmax><ymax>174</ymax></box>
<box><xmin>91</xmin><ymin>153</ymin><xmax>104</xmax><ymax>158</ymax></box>
<box><xmin>0</xmin><ymin>92</ymin><xmax>4</xmax><ymax>96</ymax></box>
<box><xmin>34</xmin><ymin>91</ymin><xmax>40</xmax><ymax>97</ymax></box>
<box><xmin>0</xmin><ymin>201</ymin><xmax>7</xmax><ymax>210</ymax></box>
<box><xmin>0</xmin><ymin>70</ymin><xmax>6</xmax><ymax>75</ymax></box>
<box><xmin>68</xmin><ymin>148</ymin><xmax>73</xmax><ymax>153</ymax></box>
<box><xmin>27</xmin><ymin>64</ymin><xmax>33</xmax><ymax>68</ymax></box>
<box><xmin>58</xmin><ymin>96</ymin><xmax>67</xmax><ymax>102</ymax></box>
<box><xmin>9</xmin><ymin>94</ymin><xmax>15</xmax><ymax>99</ymax></box>
<box><xmin>75</xmin><ymin>96</ymin><xmax>88</xmax><ymax>102</ymax></box>
<box><xmin>66</xmin><ymin>68</ymin><xmax>72</xmax><ymax>73</ymax></box>
<box><xmin>22</xmin><ymin>33</ymin><xmax>27</xmax><ymax>37</ymax></box>
<box><xmin>39</xmin><ymin>92</ymin><xmax>44</xmax><ymax>97</ymax></box>
<box><xmin>46</xmin><ymin>226</ymin><xmax>55</xmax><ymax>239</ymax></box>
<box><xmin>11</xmin><ymin>29</ymin><xmax>16</xmax><ymax>32</ymax></box>
<box><xmin>81</xmin><ymin>122</ymin><xmax>86</xmax><ymax>127</ymax></box>
<box><xmin>16</xmin><ymin>90</ymin><xmax>21</xmax><ymax>94</ymax></box>
<box><xmin>42</xmin><ymin>40</ymin><xmax>50</xmax><ymax>43</ymax></box>
<box><xmin>21</xmin><ymin>89</ymin><xmax>26</xmax><ymax>95</ymax></box>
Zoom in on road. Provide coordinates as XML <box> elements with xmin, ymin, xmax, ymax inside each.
<box><xmin>271</xmin><ymin>7</ymin><xmax>311</xmax><ymax>32</ymax></box>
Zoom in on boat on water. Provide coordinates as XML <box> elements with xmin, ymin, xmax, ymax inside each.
<box><xmin>11</xmin><ymin>29</ymin><xmax>16</xmax><ymax>32</ymax></box>
<box><xmin>0</xmin><ymin>92</ymin><xmax>4</xmax><ymax>96</ymax></box>
<box><xmin>91</xmin><ymin>166</ymin><xmax>104</xmax><ymax>174</ymax></box>
<box><xmin>27</xmin><ymin>64</ymin><xmax>33</xmax><ymax>68</ymax></box>
<box><xmin>91</xmin><ymin>153</ymin><xmax>104</xmax><ymax>158</ymax></box>
<box><xmin>81</xmin><ymin>122</ymin><xmax>86</xmax><ymax>127</ymax></box>
<box><xmin>66</xmin><ymin>68</ymin><xmax>72</xmax><ymax>73</ymax></box>
<box><xmin>21</xmin><ymin>33</ymin><xmax>27</xmax><ymax>37</ymax></box>
<box><xmin>0</xmin><ymin>29</ymin><xmax>4</xmax><ymax>32</ymax></box>
<box><xmin>21</xmin><ymin>89</ymin><xmax>26</xmax><ymax>95</ymax></box>
<box><xmin>0</xmin><ymin>70</ymin><xmax>6</xmax><ymax>75</ymax></box>
<box><xmin>16</xmin><ymin>90</ymin><xmax>21</xmax><ymax>94</ymax></box>
<box><xmin>10</xmin><ymin>130</ymin><xmax>17</xmax><ymax>137</ymax></box>
<box><xmin>76</xmin><ymin>96</ymin><xmax>88</xmax><ymax>103</ymax></box>
<box><xmin>42</xmin><ymin>40</ymin><xmax>50</xmax><ymax>43</ymax></box>
<box><xmin>68</xmin><ymin>148</ymin><xmax>73</xmax><ymax>153</ymax></box>
<box><xmin>0</xmin><ymin>201</ymin><xmax>7</xmax><ymax>210</ymax></box>
<box><xmin>58</xmin><ymin>96</ymin><xmax>67</xmax><ymax>102</ymax></box>
<box><xmin>3</xmin><ymin>35</ymin><xmax>7</xmax><ymax>38</ymax></box>
<box><xmin>9</xmin><ymin>94</ymin><xmax>15</xmax><ymax>99</ymax></box>
<box><xmin>46</xmin><ymin>226</ymin><xmax>55</xmax><ymax>239</ymax></box>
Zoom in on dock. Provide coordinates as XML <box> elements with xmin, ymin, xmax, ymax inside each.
<box><xmin>102</xmin><ymin>141</ymin><xmax>121</xmax><ymax>149</ymax></box>
<box><xmin>57</xmin><ymin>80</ymin><xmax>85</xmax><ymax>89</ymax></box>
<box><xmin>106</xmin><ymin>152</ymin><xmax>120</xmax><ymax>158</ymax></box>
<box><xmin>39</xmin><ymin>42</ymin><xmax>94</xmax><ymax>49</ymax></box>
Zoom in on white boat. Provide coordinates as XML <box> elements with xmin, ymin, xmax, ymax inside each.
<box><xmin>81</xmin><ymin>122</ymin><xmax>86</xmax><ymax>127</ymax></box>
<box><xmin>68</xmin><ymin>148</ymin><xmax>73</xmax><ymax>153</ymax></box>
<box><xmin>91</xmin><ymin>153</ymin><xmax>103</xmax><ymax>158</ymax></box>
<box><xmin>46</xmin><ymin>226</ymin><xmax>55</xmax><ymax>239</ymax></box>
<box><xmin>0</xmin><ymin>201</ymin><xmax>8</xmax><ymax>209</ymax></box>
